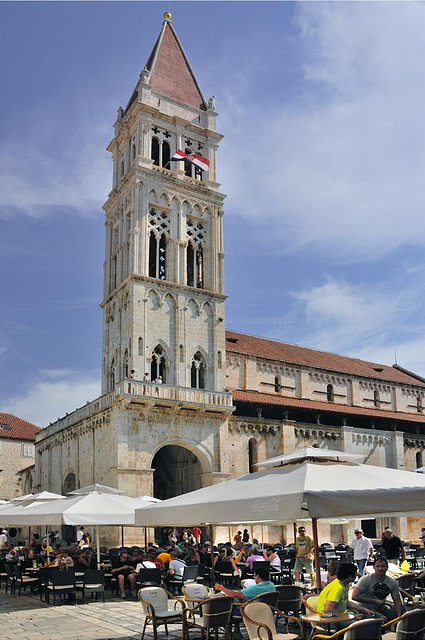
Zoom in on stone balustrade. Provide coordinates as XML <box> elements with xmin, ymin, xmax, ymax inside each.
<box><xmin>117</xmin><ymin>379</ymin><xmax>233</xmax><ymax>409</ymax></box>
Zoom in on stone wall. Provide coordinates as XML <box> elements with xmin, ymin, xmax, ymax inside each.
<box><xmin>0</xmin><ymin>439</ymin><xmax>35</xmax><ymax>500</ymax></box>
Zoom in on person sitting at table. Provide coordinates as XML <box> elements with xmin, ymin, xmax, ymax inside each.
<box><xmin>183</xmin><ymin>546</ymin><xmax>200</xmax><ymax>566</ymax></box>
<box><xmin>156</xmin><ymin>547</ymin><xmax>172</xmax><ymax>569</ymax></box>
<box><xmin>30</xmin><ymin>533</ymin><xmax>42</xmax><ymax>554</ymax></box>
<box><xmin>263</xmin><ymin>545</ymin><xmax>281</xmax><ymax>572</ymax></box>
<box><xmin>76</xmin><ymin>550</ymin><xmax>92</xmax><ymax>570</ymax></box>
<box><xmin>129</xmin><ymin>546</ymin><xmax>141</xmax><ymax>565</ymax></box>
<box><xmin>235</xmin><ymin>545</ymin><xmax>251</xmax><ymax>564</ymax></box>
<box><xmin>321</xmin><ymin>559</ymin><xmax>339</xmax><ymax>588</ymax></box>
<box><xmin>317</xmin><ymin>562</ymin><xmax>376</xmax><ymax>625</ymax></box>
<box><xmin>214</xmin><ymin>564</ymin><xmax>276</xmax><ymax>601</ymax></box>
<box><xmin>111</xmin><ymin>551</ymin><xmax>137</xmax><ymax>598</ymax></box>
<box><xmin>135</xmin><ymin>552</ymin><xmax>157</xmax><ymax>571</ymax></box>
<box><xmin>352</xmin><ymin>557</ymin><xmax>403</xmax><ymax>621</ymax></box>
<box><xmin>167</xmin><ymin>550</ymin><xmax>186</xmax><ymax>584</ymax></box>
<box><xmin>246</xmin><ymin>546</ymin><xmax>264</xmax><ymax>571</ymax></box>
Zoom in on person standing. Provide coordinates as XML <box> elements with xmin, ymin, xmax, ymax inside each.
<box><xmin>294</xmin><ymin>526</ymin><xmax>315</xmax><ymax>583</ymax></box>
<box><xmin>420</xmin><ymin>527</ymin><xmax>425</xmax><ymax>547</ymax></box>
<box><xmin>192</xmin><ymin>525</ymin><xmax>201</xmax><ymax>544</ymax></box>
<box><xmin>0</xmin><ymin>529</ymin><xmax>7</xmax><ymax>550</ymax></box>
<box><xmin>381</xmin><ymin>529</ymin><xmax>405</xmax><ymax>565</ymax></box>
<box><xmin>349</xmin><ymin>528</ymin><xmax>374</xmax><ymax>574</ymax></box>
<box><xmin>76</xmin><ymin>526</ymin><xmax>85</xmax><ymax>544</ymax></box>
<box><xmin>242</xmin><ymin>529</ymin><xmax>250</xmax><ymax>543</ymax></box>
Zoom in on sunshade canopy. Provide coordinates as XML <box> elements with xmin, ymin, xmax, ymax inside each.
<box><xmin>10</xmin><ymin>491</ymin><xmax>64</xmax><ymax>503</ymax></box>
<box><xmin>136</xmin><ymin>456</ymin><xmax>425</xmax><ymax>527</ymax></box>
<box><xmin>255</xmin><ymin>447</ymin><xmax>364</xmax><ymax>468</ymax></box>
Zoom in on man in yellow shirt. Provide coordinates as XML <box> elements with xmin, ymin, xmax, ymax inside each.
<box><xmin>294</xmin><ymin>526</ymin><xmax>315</xmax><ymax>583</ymax></box>
<box><xmin>317</xmin><ymin>563</ymin><xmax>377</xmax><ymax>627</ymax></box>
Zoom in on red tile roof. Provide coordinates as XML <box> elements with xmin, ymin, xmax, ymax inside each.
<box><xmin>0</xmin><ymin>413</ymin><xmax>40</xmax><ymax>441</ymax></box>
<box><xmin>226</xmin><ymin>330</ymin><xmax>425</xmax><ymax>387</ymax></box>
<box><xmin>232</xmin><ymin>390</ymin><xmax>425</xmax><ymax>424</ymax></box>
<box><xmin>147</xmin><ymin>22</ymin><xmax>206</xmax><ymax>111</ymax></box>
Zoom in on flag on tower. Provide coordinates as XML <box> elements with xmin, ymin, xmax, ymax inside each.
<box><xmin>171</xmin><ymin>149</ymin><xmax>210</xmax><ymax>172</ymax></box>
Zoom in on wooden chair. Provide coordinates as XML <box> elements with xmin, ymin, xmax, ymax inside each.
<box><xmin>302</xmin><ymin>593</ymin><xmax>320</xmax><ymax>613</ymax></box>
<box><xmin>182</xmin><ymin>582</ymin><xmax>209</xmax><ymax>610</ymax></box>
<box><xmin>138</xmin><ymin>586</ymin><xmax>184</xmax><ymax>640</ymax></box>
<box><xmin>311</xmin><ymin>619</ymin><xmax>383</xmax><ymax>639</ymax></box>
<box><xmin>183</xmin><ymin>594</ymin><xmax>233</xmax><ymax>640</ymax></box>
<box><xmin>242</xmin><ymin>601</ymin><xmax>304</xmax><ymax>640</ymax></box>
<box><xmin>382</xmin><ymin>608</ymin><xmax>425</xmax><ymax>639</ymax></box>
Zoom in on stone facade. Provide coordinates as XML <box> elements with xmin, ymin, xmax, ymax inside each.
<box><xmin>35</xmin><ymin>15</ymin><xmax>425</xmax><ymax>545</ymax></box>
<box><xmin>0</xmin><ymin>414</ymin><xmax>39</xmax><ymax>500</ymax></box>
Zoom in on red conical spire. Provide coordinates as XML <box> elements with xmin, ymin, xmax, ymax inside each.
<box><xmin>145</xmin><ymin>14</ymin><xmax>207</xmax><ymax>111</ymax></box>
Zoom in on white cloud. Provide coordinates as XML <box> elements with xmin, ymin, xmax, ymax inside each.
<box><xmin>2</xmin><ymin>369</ymin><xmax>101</xmax><ymax>428</ymax></box>
<box><xmin>220</xmin><ymin>2</ymin><xmax>425</xmax><ymax>258</ymax></box>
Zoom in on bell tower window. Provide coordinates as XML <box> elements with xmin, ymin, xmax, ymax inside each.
<box><xmin>187</xmin><ymin>242</ymin><xmax>195</xmax><ymax>287</ymax></box>
<box><xmin>191</xmin><ymin>351</ymin><xmax>206</xmax><ymax>389</ymax></box>
<box><xmin>151</xmin><ymin>345</ymin><xmax>166</xmax><ymax>383</ymax></box>
<box><xmin>151</xmin><ymin>137</ymin><xmax>160</xmax><ymax>166</ymax></box>
<box><xmin>162</xmin><ymin>141</ymin><xmax>170</xmax><ymax>168</ymax></box>
<box><xmin>327</xmin><ymin>384</ymin><xmax>334</xmax><ymax>402</ymax></box>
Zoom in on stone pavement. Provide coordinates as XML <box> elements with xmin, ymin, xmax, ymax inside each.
<box><xmin>0</xmin><ymin>592</ymin><xmax>183</xmax><ymax>640</ymax></box>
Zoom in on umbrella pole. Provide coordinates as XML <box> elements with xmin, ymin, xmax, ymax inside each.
<box><xmin>144</xmin><ymin>526</ymin><xmax>147</xmax><ymax>550</ymax></box>
<box><xmin>96</xmin><ymin>525</ymin><xmax>100</xmax><ymax>570</ymax></box>
<box><xmin>208</xmin><ymin>524</ymin><xmax>215</xmax><ymax>588</ymax></box>
<box><xmin>121</xmin><ymin>526</ymin><xmax>124</xmax><ymax>548</ymax></box>
<box><xmin>312</xmin><ymin>517</ymin><xmax>321</xmax><ymax>592</ymax></box>
<box><xmin>293</xmin><ymin>522</ymin><xmax>297</xmax><ymax>544</ymax></box>
<box><xmin>29</xmin><ymin>525</ymin><xmax>31</xmax><ymax>547</ymax></box>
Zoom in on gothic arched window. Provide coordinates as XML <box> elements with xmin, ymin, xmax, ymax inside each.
<box><xmin>159</xmin><ymin>234</ymin><xmax>166</xmax><ymax>280</ymax></box>
<box><xmin>184</xmin><ymin>148</ymin><xmax>192</xmax><ymax>177</ymax></box>
<box><xmin>327</xmin><ymin>384</ymin><xmax>334</xmax><ymax>402</ymax></box>
<box><xmin>162</xmin><ymin>141</ymin><xmax>170</xmax><ymax>168</ymax></box>
<box><xmin>63</xmin><ymin>472</ymin><xmax>76</xmax><ymax>494</ymax></box>
<box><xmin>132</xmin><ymin>143</ymin><xmax>137</xmax><ymax>161</ymax></box>
<box><xmin>151</xmin><ymin>345</ymin><xmax>166</xmax><ymax>383</ymax></box>
<box><xmin>110</xmin><ymin>359</ymin><xmax>115</xmax><ymax>390</ymax></box>
<box><xmin>138</xmin><ymin>337</ymin><xmax>143</xmax><ymax>356</ymax></box>
<box><xmin>196</xmin><ymin>246</ymin><xmax>204</xmax><ymax>288</ymax></box>
<box><xmin>187</xmin><ymin>242</ymin><xmax>195</xmax><ymax>287</ymax></box>
<box><xmin>149</xmin><ymin>230</ymin><xmax>157</xmax><ymax>278</ymax></box>
<box><xmin>151</xmin><ymin>137</ymin><xmax>160</xmax><ymax>166</ymax></box>
<box><xmin>248</xmin><ymin>439</ymin><xmax>258</xmax><ymax>474</ymax></box>
<box><xmin>123</xmin><ymin>349</ymin><xmax>129</xmax><ymax>378</ymax></box>
<box><xmin>373</xmin><ymin>389</ymin><xmax>380</xmax><ymax>408</ymax></box>
<box><xmin>191</xmin><ymin>351</ymin><xmax>206</xmax><ymax>389</ymax></box>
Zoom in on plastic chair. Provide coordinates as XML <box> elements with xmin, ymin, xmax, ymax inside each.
<box><xmin>312</xmin><ymin>618</ymin><xmax>383</xmax><ymax>639</ymax></box>
<box><xmin>242</xmin><ymin>601</ymin><xmax>303</xmax><ymax>640</ymax></box>
<box><xmin>302</xmin><ymin>593</ymin><xmax>320</xmax><ymax>613</ymax></box>
<box><xmin>183</xmin><ymin>594</ymin><xmax>233</xmax><ymax>640</ymax></box>
<box><xmin>382</xmin><ymin>608</ymin><xmax>425</xmax><ymax>640</ymax></box>
<box><xmin>138</xmin><ymin>586</ymin><xmax>184</xmax><ymax>640</ymax></box>
<box><xmin>76</xmin><ymin>569</ymin><xmax>105</xmax><ymax>603</ymax></box>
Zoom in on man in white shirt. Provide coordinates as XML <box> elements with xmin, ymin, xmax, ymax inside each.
<box><xmin>167</xmin><ymin>551</ymin><xmax>186</xmax><ymax>583</ymax></box>
<box><xmin>76</xmin><ymin>526</ymin><xmax>85</xmax><ymax>543</ymax></box>
<box><xmin>350</xmin><ymin>528</ymin><xmax>373</xmax><ymax>574</ymax></box>
<box><xmin>0</xmin><ymin>530</ymin><xmax>8</xmax><ymax>549</ymax></box>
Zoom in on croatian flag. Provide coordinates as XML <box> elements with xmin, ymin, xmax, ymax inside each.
<box><xmin>171</xmin><ymin>150</ymin><xmax>210</xmax><ymax>172</ymax></box>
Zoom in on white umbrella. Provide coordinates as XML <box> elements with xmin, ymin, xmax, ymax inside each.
<box><xmin>10</xmin><ymin>491</ymin><xmax>64</xmax><ymax>503</ymax></box>
<box><xmin>135</xmin><ymin>447</ymin><xmax>425</xmax><ymax>589</ymax></box>
<box><xmin>0</xmin><ymin>487</ymin><xmax>159</xmax><ymax>567</ymax></box>
<box><xmin>256</xmin><ymin>447</ymin><xmax>364</xmax><ymax>468</ymax></box>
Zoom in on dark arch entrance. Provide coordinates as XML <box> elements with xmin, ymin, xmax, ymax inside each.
<box><xmin>152</xmin><ymin>445</ymin><xmax>202</xmax><ymax>500</ymax></box>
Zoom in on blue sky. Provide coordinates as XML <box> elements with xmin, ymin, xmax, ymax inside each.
<box><xmin>2</xmin><ymin>1</ymin><xmax>425</xmax><ymax>427</ymax></box>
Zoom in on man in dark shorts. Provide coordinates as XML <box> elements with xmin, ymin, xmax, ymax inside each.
<box><xmin>111</xmin><ymin>551</ymin><xmax>137</xmax><ymax>598</ymax></box>
<box><xmin>381</xmin><ymin>529</ymin><xmax>406</xmax><ymax>565</ymax></box>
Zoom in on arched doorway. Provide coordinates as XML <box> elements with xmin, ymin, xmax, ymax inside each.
<box><xmin>152</xmin><ymin>445</ymin><xmax>202</xmax><ymax>500</ymax></box>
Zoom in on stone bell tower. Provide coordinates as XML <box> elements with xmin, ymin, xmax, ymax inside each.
<box><xmin>101</xmin><ymin>12</ymin><xmax>227</xmax><ymax>398</ymax></box>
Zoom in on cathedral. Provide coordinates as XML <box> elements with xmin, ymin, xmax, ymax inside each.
<box><xmin>35</xmin><ymin>14</ymin><xmax>425</xmax><ymax>543</ymax></box>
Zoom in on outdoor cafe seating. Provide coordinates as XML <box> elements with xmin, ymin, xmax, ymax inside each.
<box><xmin>242</xmin><ymin>600</ymin><xmax>304</xmax><ymax>640</ymax></box>
<box><xmin>138</xmin><ymin>585</ymin><xmax>185</xmax><ymax>640</ymax></box>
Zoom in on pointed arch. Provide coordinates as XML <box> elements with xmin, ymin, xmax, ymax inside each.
<box><xmin>191</xmin><ymin>350</ymin><xmax>206</xmax><ymax>389</ymax></box>
<box><xmin>150</xmin><ymin>344</ymin><xmax>167</xmax><ymax>383</ymax></box>
<box><xmin>187</xmin><ymin>298</ymin><xmax>200</xmax><ymax>318</ymax></box>
<box><xmin>149</xmin><ymin>189</ymin><xmax>158</xmax><ymax>204</ymax></box>
<box><xmin>148</xmin><ymin>288</ymin><xmax>161</xmax><ymax>311</ymax></box>
<box><xmin>151</xmin><ymin>137</ymin><xmax>160</xmax><ymax>166</ymax></box>
<box><xmin>162</xmin><ymin>141</ymin><xmax>170</xmax><ymax>168</ymax></box>
<box><xmin>416</xmin><ymin>451</ymin><xmax>423</xmax><ymax>470</ymax></box>
<box><xmin>248</xmin><ymin>439</ymin><xmax>258</xmax><ymax>474</ymax></box>
<box><xmin>123</xmin><ymin>348</ymin><xmax>129</xmax><ymax>378</ymax></box>
<box><xmin>187</xmin><ymin>241</ymin><xmax>195</xmax><ymax>287</ymax></box>
<box><xmin>138</xmin><ymin>337</ymin><xmax>143</xmax><ymax>356</ymax></box>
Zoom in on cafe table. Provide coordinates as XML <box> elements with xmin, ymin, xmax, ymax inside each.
<box><xmin>301</xmin><ymin>611</ymin><xmax>355</xmax><ymax>634</ymax></box>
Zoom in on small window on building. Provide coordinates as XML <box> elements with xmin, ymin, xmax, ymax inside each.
<box><xmin>1</xmin><ymin>423</ymin><xmax>11</xmax><ymax>430</ymax></box>
<box><xmin>21</xmin><ymin>443</ymin><xmax>35</xmax><ymax>457</ymax></box>
<box><xmin>218</xmin><ymin>351</ymin><xmax>222</xmax><ymax>369</ymax></box>
<box><xmin>184</xmin><ymin>148</ymin><xmax>192</xmax><ymax>177</ymax></box>
<box><xmin>191</xmin><ymin>351</ymin><xmax>206</xmax><ymax>389</ymax></box>
<box><xmin>373</xmin><ymin>389</ymin><xmax>380</xmax><ymax>408</ymax></box>
<box><xmin>416</xmin><ymin>451</ymin><xmax>423</xmax><ymax>470</ymax></box>
<box><xmin>151</xmin><ymin>137</ymin><xmax>160</xmax><ymax>166</ymax></box>
<box><xmin>274</xmin><ymin>376</ymin><xmax>280</xmax><ymax>393</ymax></box>
<box><xmin>187</xmin><ymin>242</ymin><xmax>195</xmax><ymax>286</ymax></box>
<box><xmin>151</xmin><ymin>345</ymin><xmax>166</xmax><ymax>383</ymax></box>
<box><xmin>180</xmin><ymin>344</ymin><xmax>184</xmax><ymax>363</ymax></box>
<box><xmin>327</xmin><ymin>384</ymin><xmax>334</xmax><ymax>402</ymax></box>
<box><xmin>132</xmin><ymin>143</ymin><xmax>137</xmax><ymax>161</ymax></box>
<box><xmin>418</xmin><ymin>396</ymin><xmax>423</xmax><ymax>414</ymax></box>
<box><xmin>162</xmin><ymin>141</ymin><xmax>170</xmax><ymax>168</ymax></box>
<box><xmin>138</xmin><ymin>337</ymin><xmax>143</xmax><ymax>356</ymax></box>
<box><xmin>248</xmin><ymin>439</ymin><xmax>258</xmax><ymax>474</ymax></box>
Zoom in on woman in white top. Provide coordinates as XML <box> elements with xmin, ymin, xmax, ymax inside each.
<box><xmin>264</xmin><ymin>545</ymin><xmax>281</xmax><ymax>571</ymax></box>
